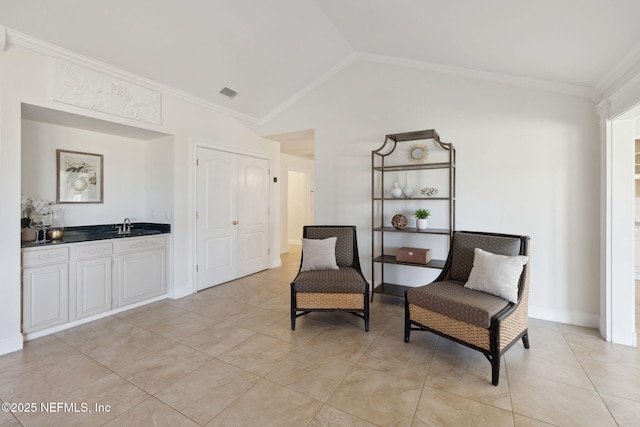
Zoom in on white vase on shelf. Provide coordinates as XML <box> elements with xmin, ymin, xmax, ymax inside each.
<box><xmin>403</xmin><ymin>175</ymin><xmax>414</xmax><ymax>198</ymax></box>
<box><xmin>416</xmin><ymin>218</ymin><xmax>428</xmax><ymax>230</ymax></box>
<box><xmin>391</xmin><ymin>182</ymin><xmax>403</xmax><ymax>198</ymax></box>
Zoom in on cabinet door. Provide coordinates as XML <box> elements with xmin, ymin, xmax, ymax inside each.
<box><xmin>117</xmin><ymin>249</ymin><xmax>166</xmax><ymax>306</ymax></box>
<box><xmin>77</xmin><ymin>257</ymin><xmax>112</xmax><ymax>319</ymax></box>
<box><xmin>23</xmin><ymin>263</ymin><xmax>69</xmax><ymax>333</ymax></box>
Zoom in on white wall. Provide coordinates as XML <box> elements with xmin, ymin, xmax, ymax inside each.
<box><xmin>0</xmin><ymin>44</ymin><xmax>280</xmax><ymax>355</ymax></box>
<box><xmin>261</xmin><ymin>59</ymin><xmax>601</xmax><ymax>327</ymax></box>
<box><xmin>21</xmin><ymin>119</ymin><xmax>162</xmax><ymax>225</ymax></box>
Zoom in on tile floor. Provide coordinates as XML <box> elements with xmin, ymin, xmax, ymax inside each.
<box><xmin>1</xmin><ymin>247</ymin><xmax>640</xmax><ymax>426</ymax></box>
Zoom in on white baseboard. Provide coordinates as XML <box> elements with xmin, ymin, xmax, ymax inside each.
<box><xmin>529</xmin><ymin>305</ymin><xmax>599</xmax><ymax>328</ymax></box>
<box><xmin>269</xmin><ymin>258</ymin><xmax>282</xmax><ymax>269</ymax></box>
<box><xmin>24</xmin><ymin>295</ymin><xmax>167</xmax><ymax>341</ymax></box>
<box><xmin>0</xmin><ymin>333</ymin><xmax>24</xmax><ymax>356</ymax></box>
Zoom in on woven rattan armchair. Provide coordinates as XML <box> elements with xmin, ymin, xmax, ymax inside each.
<box><xmin>291</xmin><ymin>225</ymin><xmax>370</xmax><ymax>331</ymax></box>
<box><xmin>405</xmin><ymin>231</ymin><xmax>530</xmax><ymax>385</ymax></box>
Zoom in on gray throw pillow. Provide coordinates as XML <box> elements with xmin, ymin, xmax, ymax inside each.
<box><xmin>301</xmin><ymin>237</ymin><xmax>339</xmax><ymax>271</ymax></box>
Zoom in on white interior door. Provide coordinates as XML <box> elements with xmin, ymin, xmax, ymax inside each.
<box><xmin>197</xmin><ymin>148</ymin><xmax>238</xmax><ymax>290</ymax></box>
<box><xmin>238</xmin><ymin>156</ymin><xmax>269</xmax><ymax>276</ymax></box>
<box><xmin>196</xmin><ymin>148</ymin><xmax>269</xmax><ymax>290</ymax></box>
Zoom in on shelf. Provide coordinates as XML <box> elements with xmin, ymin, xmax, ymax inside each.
<box><xmin>372</xmin><ymin>283</ymin><xmax>410</xmax><ymax>297</ymax></box>
<box><xmin>373</xmin><ymin>162</ymin><xmax>452</xmax><ymax>172</ymax></box>
<box><xmin>373</xmin><ymin>255</ymin><xmax>446</xmax><ymax>269</ymax></box>
<box><xmin>386</xmin><ymin>129</ymin><xmax>440</xmax><ymax>143</ymax></box>
<box><xmin>373</xmin><ymin>197</ymin><xmax>452</xmax><ymax>201</ymax></box>
<box><xmin>373</xmin><ymin>226</ymin><xmax>451</xmax><ymax>235</ymax></box>
<box><xmin>371</xmin><ymin>129</ymin><xmax>454</xmax><ymax>302</ymax></box>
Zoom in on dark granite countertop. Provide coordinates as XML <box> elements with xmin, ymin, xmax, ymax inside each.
<box><xmin>21</xmin><ymin>222</ymin><xmax>171</xmax><ymax>248</ymax></box>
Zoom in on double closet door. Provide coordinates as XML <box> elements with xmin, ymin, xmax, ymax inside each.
<box><xmin>196</xmin><ymin>147</ymin><xmax>270</xmax><ymax>290</ymax></box>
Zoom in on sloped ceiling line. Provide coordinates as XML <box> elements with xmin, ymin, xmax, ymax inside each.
<box><xmin>8</xmin><ymin>29</ymin><xmax>640</xmax><ymax>126</ymax></box>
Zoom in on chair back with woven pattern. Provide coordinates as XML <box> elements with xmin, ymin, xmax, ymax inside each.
<box><xmin>446</xmin><ymin>231</ymin><xmax>528</xmax><ymax>282</ymax></box>
<box><xmin>303</xmin><ymin>225</ymin><xmax>358</xmax><ymax>268</ymax></box>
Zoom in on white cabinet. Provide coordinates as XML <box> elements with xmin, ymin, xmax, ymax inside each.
<box><xmin>114</xmin><ymin>236</ymin><xmax>167</xmax><ymax>307</ymax></box>
<box><xmin>76</xmin><ymin>241</ymin><xmax>113</xmax><ymax>319</ymax></box>
<box><xmin>22</xmin><ymin>233</ymin><xmax>168</xmax><ymax>337</ymax></box>
<box><xmin>22</xmin><ymin>246</ymin><xmax>70</xmax><ymax>333</ymax></box>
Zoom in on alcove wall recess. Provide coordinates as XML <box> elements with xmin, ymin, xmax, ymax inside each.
<box><xmin>21</xmin><ymin>104</ymin><xmax>175</xmax><ymax>227</ymax></box>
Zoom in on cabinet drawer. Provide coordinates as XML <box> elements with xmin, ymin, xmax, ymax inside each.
<box><xmin>22</xmin><ymin>246</ymin><xmax>70</xmax><ymax>267</ymax></box>
<box><xmin>76</xmin><ymin>242</ymin><xmax>113</xmax><ymax>259</ymax></box>
<box><xmin>116</xmin><ymin>235</ymin><xmax>166</xmax><ymax>253</ymax></box>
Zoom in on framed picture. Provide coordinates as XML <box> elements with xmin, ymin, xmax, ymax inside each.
<box><xmin>56</xmin><ymin>149</ymin><xmax>104</xmax><ymax>203</ymax></box>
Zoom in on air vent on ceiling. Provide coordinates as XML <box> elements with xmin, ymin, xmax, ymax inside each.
<box><xmin>219</xmin><ymin>87</ymin><xmax>238</xmax><ymax>98</ymax></box>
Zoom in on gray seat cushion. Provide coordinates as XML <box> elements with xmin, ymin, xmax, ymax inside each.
<box><xmin>293</xmin><ymin>267</ymin><xmax>367</xmax><ymax>293</ymax></box>
<box><xmin>406</xmin><ymin>280</ymin><xmax>510</xmax><ymax>328</ymax></box>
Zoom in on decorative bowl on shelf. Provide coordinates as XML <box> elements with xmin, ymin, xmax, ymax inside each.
<box><xmin>391</xmin><ymin>214</ymin><xmax>408</xmax><ymax>230</ymax></box>
<box><xmin>420</xmin><ymin>187</ymin><xmax>438</xmax><ymax>197</ymax></box>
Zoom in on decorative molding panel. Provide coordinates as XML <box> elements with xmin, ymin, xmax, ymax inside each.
<box><xmin>53</xmin><ymin>61</ymin><xmax>162</xmax><ymax>125</ymax></box>
<box><xmin>7</xmin><ymin>29</ymin><xmax>256</xmax><ymax>123</ymax></box>
<box><xmin>22</xmin><ymin>247</ymin><xmax>69</xmax><ymax>267</ymax></box>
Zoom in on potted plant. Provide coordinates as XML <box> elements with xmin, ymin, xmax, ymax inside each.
<box><xmin>414</xmin><ymin>208</ymin><xmax>431</xmax><ymax>230</ymax></box>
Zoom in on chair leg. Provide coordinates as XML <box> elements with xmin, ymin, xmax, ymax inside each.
<box><xmin>364</xmin><ymin>292</ymin><xmax>370</xmax><ymax>332</ymax></box>
<box><xmin>522</xmin><ymin>330</ymin><xmax>530</xmax><ymax>348</ymax></box>
<box><xmin>491</xmin><ymin>355</ymin><xmax>500</xmax><ymax>386</ymax></box>
<box><xmin>290</xmin><ymin>284</ymin><xmax>296</xmax><ymax>331</ymax></box>
<box><xmin>404</xmin><ymin>299</ymin><xmax>411</xmax><ymax>342</ymax></box>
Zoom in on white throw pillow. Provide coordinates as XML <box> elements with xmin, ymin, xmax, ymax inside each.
<box><xmin>464</xmin><ymin>248</ymin><xmax>528</xmax><ymax>303</ymax></box>
<box><xmin>301</xmin><ymin>237</ymin><xmax>339</xmax><ymax>271</ymax></box>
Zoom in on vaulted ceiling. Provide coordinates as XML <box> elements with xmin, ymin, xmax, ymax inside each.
<box><xmin>2</xmin><ymin>0</ymin><xmax>640</xmax><ymax>124</ymax></box>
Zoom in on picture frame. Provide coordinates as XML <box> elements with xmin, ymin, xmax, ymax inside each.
<box><xmin>56</xmin><ymin>149</ymin><xmax>104</xmax><ymax>203</ymax></box>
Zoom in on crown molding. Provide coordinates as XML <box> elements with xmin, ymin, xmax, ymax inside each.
<box><xmin>7</xmin><ymin>29</ymin><xmax>605</xmax><ymax>128</ymax></box>
<box><xmin>355</xmin><ymin>52</ymin><xmax>597</xmax><ymax>99</ymax></box>
<box><xmin>257</xmin><ymin>52</ymin><xmax>357</xmax><ymax>125</ymax></box>
<box><xmin>595</xmin><ymin>39</ymin><xmax>640</xmax><ymax>99</ymax></box>
<box><xmin>259</xmin><ymin>50</ymin><xmax>600</xmax><ymax>125</ymax></box>
<box><xmin>6</xmin><ymin>29</ymin><xmax>259</xmax><ymax>125</ymax></box>
<box><xmin>596</xmin><ymin>100</ymin><xmax>611</xmax><ymax>121</ymax></box>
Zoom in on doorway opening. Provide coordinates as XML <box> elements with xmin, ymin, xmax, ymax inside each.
<box><xmin>264</xmin><ymin>129</ymin><xmax>315</xmax><ymax>254</ymax></box>
<box><xmin>287</xmin><ymin>170</ymin><xmax>311</xmax><ymax>247</ymax></box>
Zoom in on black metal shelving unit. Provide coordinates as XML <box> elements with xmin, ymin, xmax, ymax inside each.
<box><xmin>371</xmin><ymin>129</ymin><xmax>456</xmax><ymax>300</ymax></box>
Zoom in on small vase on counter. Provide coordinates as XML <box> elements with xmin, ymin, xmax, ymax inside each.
<box><xmin>21</xmin><ymin>227</ymin><xmax>36</xmax><ymax>242</ymax></box>
<box><xmin>47</xmin><ymin>206</ymin><xmax>65</xmax><ymax>240</ymax></box>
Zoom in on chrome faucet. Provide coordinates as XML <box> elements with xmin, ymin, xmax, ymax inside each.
<box><xmin>117</xmin><ymin>217</ymin><xmax>133</xmax><ymax>235</ymax></box>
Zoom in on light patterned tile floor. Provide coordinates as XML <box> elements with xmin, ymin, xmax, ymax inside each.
<box><xmin>1</xmin><ymin>247</ymin><xmax>639</xmax><ymax>426</ymax></box>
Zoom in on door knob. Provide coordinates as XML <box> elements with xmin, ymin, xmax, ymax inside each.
<box><xmin>232</xmin><ymin>220</ymin><xmax>238</xmax><ymax>225</ymax></box>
